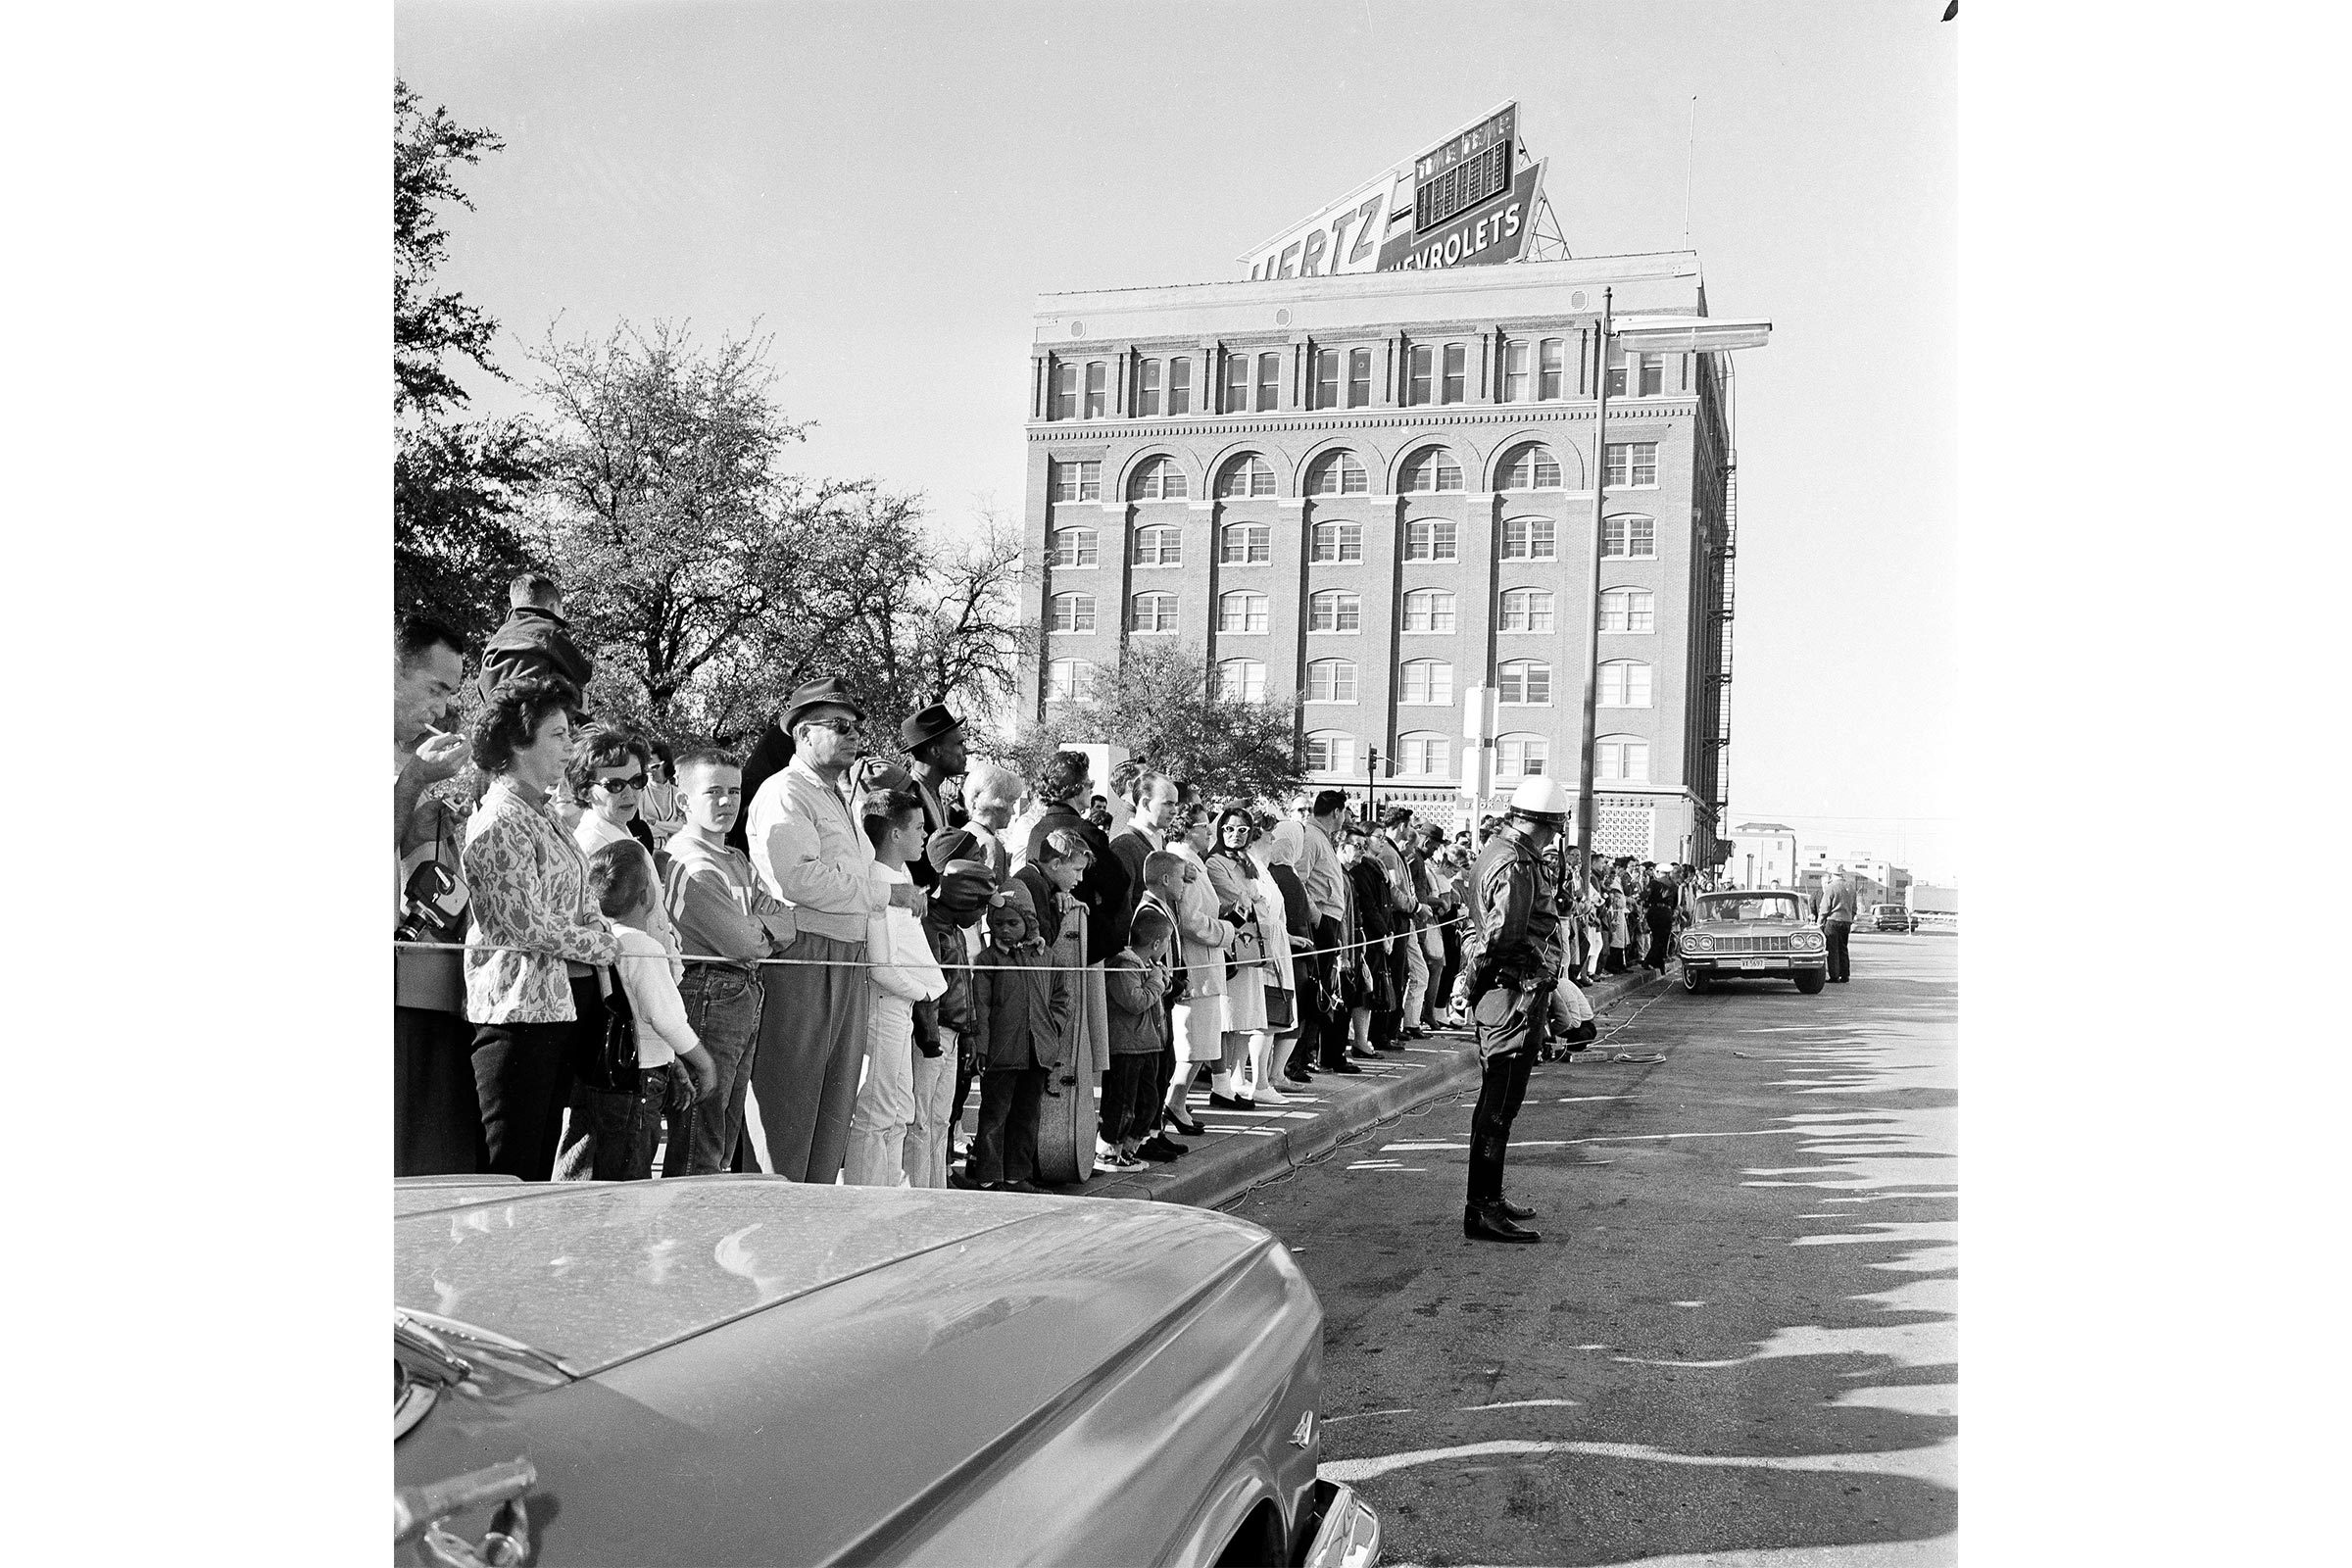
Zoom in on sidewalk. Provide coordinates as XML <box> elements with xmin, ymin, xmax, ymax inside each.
<box><xmin>1068</xmin><ymin>967</ymin><xmax>1668</xmax><ymax>1212</ymax></box>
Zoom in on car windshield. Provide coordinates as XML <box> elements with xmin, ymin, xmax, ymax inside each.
<box><xmin>1701</xmin><ymin>895</ymin><xmax>1801</xmax><ymax>923</ymax></box>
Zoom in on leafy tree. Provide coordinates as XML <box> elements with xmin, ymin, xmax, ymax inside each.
<box><xmin>526</xmin><ymin>321</ymin><xmax>1023</xmax><ymax>748</ymax></box>
<box><xmin>998</xmin><ymin>641</ymin><xmax>1306</xmax><ymax>806</ymax></box>
<box><xmin>394</xmin><ymin>77</ymin><xmax>538</xmax><ymax>642</ymax></box>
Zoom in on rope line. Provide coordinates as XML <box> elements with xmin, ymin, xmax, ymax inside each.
<box><xmin>396</xmin><ymin>912</ymin><xmax>1478</xmax><ymax>976</ymax></box>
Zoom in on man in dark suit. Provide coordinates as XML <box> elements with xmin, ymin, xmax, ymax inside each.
<box><xmin>1022</xmin><ymin>750</ymin><xmax>1131</xmax><ymax>964</ymax></box>
<box><xmin>1108</xmin><ymin>769</ymin><xmax>1179</xmax><ymax>900</ymax></box>
<box><xmin>474</xmin><ymin>572</ymin><xmax>595</xmax><ymax>708</ymax></box>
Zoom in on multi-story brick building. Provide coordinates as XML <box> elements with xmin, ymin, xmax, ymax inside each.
<box><xmin>1016</xmin><ymin>250</ymin><xmax>1740</xmax><ymax>865</ymax></box>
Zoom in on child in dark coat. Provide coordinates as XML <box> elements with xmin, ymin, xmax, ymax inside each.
<box><xmin>1100</xmin><ymin>905</ymin><xmax>1175</xmax><ymax>1171</ymax></box>
<box><xmin>968</xmin><ymin>881</ymin><xmax>1071</xmax><ymax>1192</ymax></box>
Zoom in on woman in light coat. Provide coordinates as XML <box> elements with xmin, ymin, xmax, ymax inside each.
<box><xmin>1162</xmin><ymin>808</ymin><xmax>1237</xmax><ymax>1121</ymax></box>
<box><xmin>1205</xmin><ymin>805</ymin><xmax>1279</xmax><ymax>1106</ymax></box>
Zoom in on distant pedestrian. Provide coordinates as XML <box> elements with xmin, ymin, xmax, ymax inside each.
<box><xmin>1819</xmin><ymin>867</ymin><xmax>1858</xmax><ymax>982</ymax></box>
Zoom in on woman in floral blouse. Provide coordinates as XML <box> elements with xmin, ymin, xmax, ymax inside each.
<box><xmin>463</xmin><ymin>674</ymin><xmax>620</xmax><ymax>1179</ymax></box>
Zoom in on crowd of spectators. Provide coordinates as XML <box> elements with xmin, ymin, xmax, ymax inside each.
<box><xmin>396</xmin><ymin>573</ymin><xmax>1730</xmax><ymax>1193</ymax></box>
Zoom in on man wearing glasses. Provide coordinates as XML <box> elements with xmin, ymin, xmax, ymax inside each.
<box><xmin>744</xmin><ymin>677</ymin><xmax>923</xmax><ymax>1183</ymax></box>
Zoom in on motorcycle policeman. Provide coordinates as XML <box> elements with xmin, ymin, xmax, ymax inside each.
<box><xmin>1460</xmin><ymin>774</ymin><xmax>1575</xmax><ymax>1243</ymax></box>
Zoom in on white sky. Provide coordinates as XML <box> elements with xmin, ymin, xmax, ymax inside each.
<box><xmin>396</xmin><ymin>0</ymin><xmax>1959</xmax><ymax>879</ymax></box>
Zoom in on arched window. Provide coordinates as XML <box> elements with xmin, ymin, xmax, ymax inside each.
<box><xmin>1397</xmin><ymin>660</ymin><xmax>1453</xmax><ymax>706</ymax></box>
<box><xmin>1130</xmin><ymin>592</ymin><xmax>1178</xmax><ymax>634</ymax></box>
<box><xmin>1217</xmin><ymin>454</ymin><xmax>1277</xmax><ymax>498</ymax></box>
<box><xmin>1221</xmin><ymin>523</ymin><xmax>1270</xmax><ymax>564</ymax></box>
<box><xmin>1217</xmin><ymin>659</ymin><xmax>1266</xmax><ymax>702</ymax></box>
<box><xmin>1400</xmin><ymin>518</ymin><xmax>1451</xmax><ymax>561</ymax></box>
<box><xmin>1599</xmin><ymin>587</ymin><xmax>1655</xmax><ymax>634</ymax></box>
<box><xmin>1049</xmin><ymin>593</ymin><xmax>1096</xmax><ymax>634</ymax></box>
<box><xmin>1131</xmin><ymin>525</ymin><xmax>1183</xmax><ymax>566</ymax></box>
<box><xmin>1500</xmin><ymin>443</ymin><xmax>1562</xmax><ymax>490</ymax></box>
<box><xmin>1305</xmin><ymin>659</ymin><xmax>1357</xmax><ymax>703</ymax></box>
<box><xmin>1129</xmin><ymin>456</ymin><xmax>1190</xmax><ymax>501</ymax></box>
<box><xmin>1601</xmin><ymin>514</ymin><xmax>1657</xmax><ymax>559</ymax></box>
<box><xmin>1396</xmin><ymin>732</ymin><xmax>1450</xmax><ymax>778</ymax></box>
<box><xmin>1218</xmin><ymin>591</ymin><xmax>1269</xmax><ymax>634</ymax></box>
<box><xmin>1495</xmin><ymin>733</ymin><xmax>1549</xmax><ymax>779</ymax></box>
<box><xmin>1045</xmin><ymin>659</ymin><xmax>1098</xmax><ymax>702</ymax></box>
<box><xmin>1310</xmin><ymin>521</ymin><xmax>1362</xmax><ymax>564</ymax></box>
<box><xmin>1597</xmin><ymin>660</ymin><xmax>1652</xmax><ymax>707</ymax></box>
<box><xmin>1307</xmin><ymin>590</ymin><xmax>1360</xmax><ymax>633</ymax></box>
<box><xmin>1597</xmin><ymin>734</ymin><xmax>1650</xmax><ymax>783</ymax></box>
<box><xmin>1499</xmin><ymin>588</ymin><xmax>1555</xmax><ymax>634</ymax></box>
<box><xmin>1047</xmin><ymin>527</ymin><xmax>1098</xmax><ymax>568</ymax></box>
<box><xmin>1307</xmin><ymin>451</ymin><xmax>1369</xmax><ymax>496</ymax></box>
<box><xmin>1401</xmin><ymin>589</ymin><xmax>1455</xmax><ymax>634</ymax></box>
<box><xmin>1501</xmin><ymin>517</ymin><xmax>1556</xmax><ymax>560</ymax></box>
<box><xmin>1305</xmin><ymin>730</ymin><xmax>1357</xmax><ymax>775</ymax></box>
<box><xmin>1400</xmin><ymin>447</ymin><xmax>1464</xmax><ymax>493</ymax></box>
<box><xmin>1497</xmin><ymin>660</ymin><xmax>1551</xmax><ymax>706</ymax></box>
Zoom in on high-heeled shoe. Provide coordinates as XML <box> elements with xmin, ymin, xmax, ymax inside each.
<box><xmin>1167</xmin><ymin>1110</ymin><xmax>1206</xmax><ymax>1137</ymax></box>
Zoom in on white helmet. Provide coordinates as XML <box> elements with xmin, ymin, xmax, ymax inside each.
<box><xmin>1508</xmin><ymin>774</ymin><xmax>1574</xmax><ymax>820</ymax></box>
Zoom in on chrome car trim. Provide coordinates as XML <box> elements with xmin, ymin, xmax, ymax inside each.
<box><xmin>1303</xmin><ymin>1482</ymin><xmax>1382</xmax><ymax>1568</ymax></box>
<box><xmin>824</xmin><ymin>1234</ymin><xmax>1282</xmax><ymax>1567</ymax></box>
<box><xmin>393</xmin><ymin>1376</ymin><xmax>439</xmax><ymax>1441</ymax></box>
<box><xmin>398</xmin><ymin>1306</ymin><xmax>575</xmax><ymax>1384</ymax></box>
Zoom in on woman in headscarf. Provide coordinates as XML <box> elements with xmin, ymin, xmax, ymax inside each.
<box><xmin>1203</xmin><ymin>804</ymin><xmax>1279</xmax><ymax>1106</ymax></box>
<box><xmin>1262</xmin><ymin>819</ymin><xmax>1319</xmax><ymax>1085</ymax></box>
<box><xmin>1338</xmin><ymin>827</ymin><xmax>1393</xmax><ymax>1060</ymax></box>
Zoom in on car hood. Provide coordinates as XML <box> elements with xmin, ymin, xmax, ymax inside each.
<box><xmin>1691</xmin><ymin>919</ymin><xmax>1819</xmax><ymax>935</ymax></box>
<box><xmin>394</xmin><ymin>1176</ymin><xmax>1270</xmax><ymax>1376</ymax></box>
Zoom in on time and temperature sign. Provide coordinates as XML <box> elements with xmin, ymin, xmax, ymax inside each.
<box><xmin>1412</xmin><ymin>104</ymin><xmax>1516</xmax><ymax>232</ymax></box>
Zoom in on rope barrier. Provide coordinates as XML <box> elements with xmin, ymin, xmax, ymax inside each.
<box><xmin>397</xmin><ymin>912</ymin><xmax>1479</xmax><ymax>976</ymax></box>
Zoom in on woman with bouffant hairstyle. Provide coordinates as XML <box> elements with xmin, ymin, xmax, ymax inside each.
<box><xmin>461</xmin><ymin>674</ymin><xmax>620</xmax><ymax>1180</ymax></box>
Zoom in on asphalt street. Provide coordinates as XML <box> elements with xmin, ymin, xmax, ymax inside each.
<box><xmin>1227</xmin><ymin>933</ymin><xmax>1958</xmax><ymax>1568</ymax></box>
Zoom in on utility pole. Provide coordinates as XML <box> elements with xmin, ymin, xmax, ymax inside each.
<box><xmin>1573</xmin><ymin>288</ymin><xmax>1613</xmax><ymax>896</ymax></box>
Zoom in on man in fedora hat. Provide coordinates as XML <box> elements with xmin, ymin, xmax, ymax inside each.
<box><xmin>742</xmin><ymin>676</ymin><xmax>921</xmax><ymax>1183</ymax></box>
<box><xmin>899</xmin><ymin>703</ymin><xmax>968</xmax><ymax>888</ymax></box>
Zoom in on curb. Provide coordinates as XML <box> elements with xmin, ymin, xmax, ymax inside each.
<box><xmin>1073</xmin><ymin>967</ymin><xmax>1668</xmax><ymax>1212</ymax></box>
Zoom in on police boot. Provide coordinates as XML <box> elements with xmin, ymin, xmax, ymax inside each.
<box><xmin>1495</xmin><ymin>1195</ymin><xmax>1538</xmax><ymax>1220</ymax></box>
<box><xmin>1463</xmin><ymin>1200</ymin><xmax>1542</xmax><ymax>1244</ymax></box>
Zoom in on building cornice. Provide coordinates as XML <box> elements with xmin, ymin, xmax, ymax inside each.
<box><xmin>1027</xmin><ymin>399</ymin><xmax>1695</xmax><ymax>442</ymax></box>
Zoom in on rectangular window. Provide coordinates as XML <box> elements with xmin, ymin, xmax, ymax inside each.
<box><xmin>1221</xmin><ymin>525</ymin><xmax>1271</xmax><ymax>564</ymax></box>
<box><xmin>1257</xmin><ymin>352</ymin><xmax>1281</xmax><ymax>412</ymax></box>
<box><xmin>1408</xmin><ymin>344</ymin><xmax>1433</xmax><ymax>406</ymax></box>
<box><xmin>1136</xmin><ymin>359</ymin><xmax>1161</xmax><ymax>417</ymax></box>
<box><xmin>1403</xmin><ymin>519</ymin><xmax>1458</xmax><ymax>562</ymax></box>
<box><xmin>1441</xmin><ymin>342</ymin><xmax>1466</xmax><ymax>405</ymax></box>
<box><xmin>1220</xmin><ymin>595</ymin><xmax>1269</xmax><ymax>634</ymax></box>
<box><xmin>1500</xmin><ymin>590</ymin><xmax>1553</xmax><ymax>634</ymax></box>
<box><xmin>1348</xmin><ymin>348</ymin><xmax>1372</xmax><ymax>408</ymax></box>
<box><xmin>1131</xmin><ymin>527</ymin><xmax>1182</xmax><ymax>566</ymax></box>
<box><xmin>1224</xmin><ymin>353</ymin><xmax>1249</xmax><ymax>414</ymax></box>
<box><xmin>1051</xmin><ymin>461</ymin><xmax>1101</xmax><ymax>503</ymax></box>
<box><xmin>1306</xmin><ymin>662</ymin><xmax>1356</xmax><ymax>702</ymax></box>
<box><xmin>1084</xmin><ymin>362</ymin><xmax>1107</xmax><ymax>419</ymax></box>
<box><xmin>1499</xmin><ymin>663</ymin><xmax>1551</xmax><ymax>705</ymax></box>
<box><xmin>1600</xmin><ymin>740</ymin><xmax>1650</xmax><ymax>782</ymax></box>
<box><xmin>1503</xmin><ymin>340</ymin><xmax>1529</xmax><ymax>403</ymax></box>
<box><xmin>1604</xmin><ymin>442</ymin><xmax>1660</xmax><ymax>488</ymax></box>
<box><xmin>1047</xmin><ymin>529</ymin><xmax>1098</xmax><ymax>567</ymax></box>
<box><xmin>1538</xmin><ymin>339</ymin><xmax>1563</xmax><ymax>400</ymax></box>
<box><xmin>1502</xmin><ymin>519</ymin><xmax>1556</xmax><ymax>560</ymax></box>
<box><xmin>1399</xmin><ymin>736</ymin><xmax>1449</xmax><ymax>777</ymax></box>
<box><xmin>1306</xmin><ymin>734</ymin><xmax>1357</xmax><ymax>775</ymax></box>
<box><xmin>1606</xmin><ymin>349</ymin><xmax>1628</xmax><ymax>399</ymax></box>
<box><xmin>1600</xmin><ymin>515</ymin><xmax>1656</xmax><ymax>558</ymax></box>
<box><xmin>1051</xmin><ymin>363</ymin><xmax>1078</xmax><ymax>420</ymax></box>
<box><xmin>1599</xmin><ymin>663</ymin><xmax>1652</xmax><ymax>707</ymax></box>
<box><xmin>1315</xmin><ymin>349</ymin><xmax>1340</xmax><ymax>410</ymax></box>
<box><xmin>1309</xmin><ymin>594</ymin><xmax>1361</xmax><ymax>633</ymax></box>
<box><xmin>1168</xmin><ymin>357</ymin><xmax>1192</xmax><ymax>415</ymax></box>
<box><xmin>1498</xmin><ymin>737</ymin><xmax>1548</xmax><ymax>778</ymax></box>
<box><xmin>1399</xmin><ymin>662</ymin><xmax>1454</xmax><ymax>705</ymax></box>
<box><xmin>1639</xmin><ymin>354</ymin><xmax>1665</xmax><ymax>397</ymax></box>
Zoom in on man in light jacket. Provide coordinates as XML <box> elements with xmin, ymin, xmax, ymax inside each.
<box><xmin>1818</xmin><ymin>868</ymin><xmax>1858</xmax><ymax>983</ymax></box>
<box><xmin>743</xmin><ymin>677</ymin><xmax>922</xmax><ymax>1182</ymax></box>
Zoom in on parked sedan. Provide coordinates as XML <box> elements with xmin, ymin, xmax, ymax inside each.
<box><xmin>1676</xmin><ymin>890</ymin><xmax>1829</xmax><ymax>994</ymax></box>
<box><xmin>1869</xmin><ymin>903</ymin><xmax>1919</xmax><ymax>933</ymax></box>
<box><xmin>394</xmin><ymin>1175</ymin><xmax>1380</xmax><ymax>1568</ymax></box>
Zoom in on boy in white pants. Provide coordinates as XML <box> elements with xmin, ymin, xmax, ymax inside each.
<box><xmin>846</xmin><ymin>788</ymin><xmax>946</xmax><ymax>1186</ymax></box>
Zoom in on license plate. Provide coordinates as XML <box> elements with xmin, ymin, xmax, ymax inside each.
<box><xmin>1740</xmin><ymin>958</ymin><xmax>1773</xmax><ymax>970</ymax></box>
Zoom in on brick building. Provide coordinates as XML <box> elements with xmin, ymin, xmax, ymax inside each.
<box><xmin>1016</xmin><ymin>251</ymin><xmax>1740</xmax><ymax>864</ymax></box>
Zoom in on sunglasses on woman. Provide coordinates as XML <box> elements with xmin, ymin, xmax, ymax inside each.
<box><xmin>594</xmin><ymin>773</ymin><xmax>649</xmax><ymax>792</ymax></box>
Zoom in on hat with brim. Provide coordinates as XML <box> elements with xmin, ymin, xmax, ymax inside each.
<box><xmin>782</xmin><ymin>676</ymin><xmax>863</xmax><ymax>737</ymax></box>
<box><xmin>899</xmin><ymin>703</ymin><xmax>964</xmax><ymax>754</ymax></box>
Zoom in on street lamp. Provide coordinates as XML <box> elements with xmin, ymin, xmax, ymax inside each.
<box><xmin>1571</xmin><ymin>292</ymin><xmax>1772</xmax><ymax>896</ymax></box>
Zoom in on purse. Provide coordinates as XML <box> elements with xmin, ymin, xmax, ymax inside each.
<box><xmin>1228</xmin><ymin>917</ymin><xmax>1268</xmax><ymax>972</ymax></box>
<box><xmin>576</xmin><ymin>966</ymin><xmax>644</xmax><ymax>1095</ymax></box>
<box><xmin>1263</xmin><ymin>984</ymin><xmax>1296</xmax><ymax>1030</ymax></box>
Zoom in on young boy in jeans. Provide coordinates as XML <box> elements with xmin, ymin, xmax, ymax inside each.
<box><xmin>584</xmin><ymin>842</ymin><xmax>718</xmax><ymax>1181</ymax></box>
<box><xmin>1101</xmin><ymin>904</ymin><xmax>1175</xmax><ymax>1171</ymax></box>
<box><xmin>662</xmin><ymin>748</ymin><xmax>792</xmax><ymax>1174</ymax></box>
<box><xmin>967</xmin><ymin>880</ymin><xmax>1070</xmax><ymax>1193</ymax></box>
